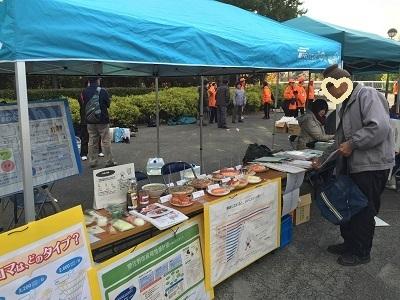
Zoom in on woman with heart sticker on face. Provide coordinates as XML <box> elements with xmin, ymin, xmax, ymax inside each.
<box><xmin>316</xmin><ymin>64</ymin><xmax>395</xmax><ymax>267</ymax></box>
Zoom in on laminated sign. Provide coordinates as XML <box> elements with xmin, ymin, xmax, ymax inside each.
<box><xmin>0</xmin><ymin>206</ymin><xmax>94</xmax><ymax>299</ymax></box>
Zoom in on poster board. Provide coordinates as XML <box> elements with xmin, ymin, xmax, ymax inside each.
<box><xmin>0</xmin><ymin>100</ymin><xmax>81</xmax><ymax>197</ymax></box>
<box><xmin>92</xmin><ymin>215</ymin><xmax>213</xmax><ymax>300</ymax></box>
<box><xmin>0</xmin><ymin>206</ymin><xmax>93</xmax><ymax>299</ymax></box>
<box><xmin>204</xmin><ymin>178</ymin><xmax>281</xmax><ymax>288</ymax></box>
<box><xmin>93</xmin><ymin>163</ymin><xmax>135</xmax><ymax>209</ymax></box>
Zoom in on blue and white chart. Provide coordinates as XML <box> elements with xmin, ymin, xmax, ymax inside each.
<box><xmin>204</xmin><ymin>180</ymin><xmax>280</xmax><ymax>287</ymax></box>
<box><xmin>0</xmin><ymin>100</ymin><xmax>81</xmax><ymax>197</ymax></box>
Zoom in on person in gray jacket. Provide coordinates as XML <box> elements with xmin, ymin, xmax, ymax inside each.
<box><xmin>297</xmin><ymin>99</ymin><xmax>334</xmax><ymax>149</ymax></box>
<box><xmin>315</xmin><ymin>64</ymin><xmax>395</xmax><ymax>266</ymax></box>
<box><xmin>216</xmin><ymin>79</ymin><xmax>230</xmax><ymax>129</ymax></box>
<box><xmin>232</xmin><ymin>82</ymin><xmax>246</xmax><ymax>123</ymax></box>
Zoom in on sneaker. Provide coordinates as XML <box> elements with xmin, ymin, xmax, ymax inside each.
<box><xmin>81</xmin><ymin>156</ymin><xmax>88</xmax><ymax>161</ymax></box>
<box><xmin>98</xmin><ymin>153</ymin><xmax>105</xmax><ymax>157</ymax></box>
<box><xmin>222</xmin><ymin>126</ymin><xmax>229</xmax><ymax>129</ymax></box>
<box><xmin>105</xmin><ymin>161</ymin><xmax>118</xmax><ymax>168</ymax></box>
<box><xmin>238</xmin><ymin>120</ymin><xmax>243</xmax><ymax>123</ymax></box>
<box><xmin>327</xmin><ymin>243</ymin><xmax>348</xmax><ymax>255</ymax></box>
<box><xmin>337</xmin><ymin>253</ymin><xmax>371</xmax><ymax>266</ymax></box>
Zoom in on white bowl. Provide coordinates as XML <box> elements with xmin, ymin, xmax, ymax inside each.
<box><xmin>142</xmin><ymin>183</ymin><xmax>167</xmax><ymax>198</ymax></box>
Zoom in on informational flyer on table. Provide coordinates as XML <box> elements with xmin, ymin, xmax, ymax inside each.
<box><xmin>93</xmin><ymin>163</ymin><xmax>135</xmax><ymax>209</ymax></box>
<box><xmin>95</xmin><ymin>216</ymin><xmax>211</xmax><ymax>300</ymax></box>
<box><xmin>0</xmin><ymin>206</ymin><xmax>93</xmax><ymax>300</ymax></box>
<box><xmin>204</xmin><ymin>179</ymin><xmax>281</xmax><ymax>288</ymax></box>
<box><xmin>0</xmin><ymin>100</ymin><xmax>81</xmax><ymax>197</ymax></box>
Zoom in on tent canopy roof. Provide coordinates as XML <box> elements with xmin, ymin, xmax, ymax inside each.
<box><xmin>0</xmin><ymin>0</ymin><xmax>340</xmax><ymax>76</ymax></box>
<box><xmin>284</xmin><ymin>16</ymin><xmax>400</xmax><ymax>73</ymax></box>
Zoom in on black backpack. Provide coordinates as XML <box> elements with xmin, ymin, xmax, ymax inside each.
<box><xmin>85</xmin><ymin>87</ymin><xmax>102</xmax><ymax>123</ymax></box>
<box><xmin>242</xmin><ymin>143</ymin><xmax>273</xmax><ymax>164</ymax></box>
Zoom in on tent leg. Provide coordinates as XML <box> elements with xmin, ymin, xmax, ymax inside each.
<box><xmin>307</xmin><ymin>70</ymin><xmax>311</xmax><ymax>101</ymax></box>
<box><xmin>271</xmin><ymin>72</ymin><xmax>280</xmax><ymax>150</ymax></box>
<box><xmin>15</xmin><ymin>61</ymin><xmax>35</xmax><ymax>223</ymax></box>
<box><xmin>155</xmin><ymin>77</ymin><xmax>160</xmax><ymax>157</ymax></box>
<box><xmin>199</xmin><ymin>76</ymin><xmax>204</xmax><ymax>173</ymax></box>
<box><xmin>385</xmin><ymin>73</ymin><xmax>389</xmax><ymax>99</ymax></box>
<box><xmin>396</xmin><ymin>73</ymin><xmax>400</xmax><ymax>114</ymax></box>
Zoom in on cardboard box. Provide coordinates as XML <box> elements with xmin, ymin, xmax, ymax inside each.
<box><xmin>275</xmin><ymin>122</ymin><xmax>288</xmax><ymax>134</ymax></box>
<box><xmin>293</xmin><ymin>193</ymin><xmax>311</xmax><ymax>225</ymax></box>
<box><xmin>287</xmin><ymin>123</ymin><xmax>301</xmax><ymax>135</ymax></box>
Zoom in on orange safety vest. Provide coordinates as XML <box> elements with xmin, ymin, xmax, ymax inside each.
<box><xmin>284</xmin><ymin>85</ymin><xmax>297</xmax><ymax>110</ymax></box>
<box><xmin>394</xmin><ymin>82</ymin><xmax>398</xmax><ymax>95</ymax></box>
<box><xmin>262</xmin><ymin>86</ymin><xmax>272</xmax><ymax>104</ymax></box>
<box><xmin>296</xmin><ymin>84</ymin><xmax>307</xmax><ymax>108</ymax></box>
<box><xmin>208</xmin><ymin>86</ymin><xmax>216</xmax><ymax>107</ymax></box>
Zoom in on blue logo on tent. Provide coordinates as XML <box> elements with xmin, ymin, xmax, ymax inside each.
<box><xmin>16</xmin><ymin>275</ymin><xmax>47</xmax><ymax>295</ymax></box>
<box><xmin>56</xmin><ymin>257</ymin><xmax>82</xmax><ymax>274</ymax></box>
<box><xmin>116</xmin><ymin>286</ymin><xmax>137</xmax><ymax>300</ymax></box>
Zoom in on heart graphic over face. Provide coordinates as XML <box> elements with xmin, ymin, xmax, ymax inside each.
<box><xmin>321</xmin><ymin>77</ymin><xmax>354</xmax><ymax>106</ymax></box>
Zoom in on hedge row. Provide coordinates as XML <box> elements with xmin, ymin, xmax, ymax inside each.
<box><xmin>3</xmin><ymin>85</ymin><xmax>286</xmax><ymax>127</ymax></box>
<box><xmin>0</xmin><ymin>87</ymin><xmax>153</xmax><ymax>100</ymax></box>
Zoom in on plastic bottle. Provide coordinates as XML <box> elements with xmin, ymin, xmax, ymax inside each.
<box><xmin>126</xmin><ymin>179</ymin><xmax>138</xmax><ymax>211</ymax></box>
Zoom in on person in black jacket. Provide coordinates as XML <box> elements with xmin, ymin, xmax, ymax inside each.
<box><xmin>82</xmin><ymin>77</ymin><xmax>116</xmax><ymax>168</ymax></box>
<box><xmin>78</xmin><ymin>80</ymin><xmax>102</xmax><ymax>161</ymax></box>
<box><xmin>216</xmin><ymin>79</ymin><xmax>230</xmax><ymax>129</ymax></box>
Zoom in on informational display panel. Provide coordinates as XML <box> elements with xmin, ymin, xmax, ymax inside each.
<box><xmin>94</xmin><ymin>216</ymin><xmax>212</xmax><ymax>300</ymax></box>
<box><xmin>0</xmin><ymin>100</ymin><xmax>81</xmax><ymax>197</ymax></box>
<box><xmin>204</xmin><ymin>179</ymin><xmax>281</xmax><ymax>288</ymax></box>
<box><xmin>93</xmin><ymin>163</ymin><xmax>135</xmax><ymax>209</ymax></box>
<box><xmin>0</xmin><ymin>206</ymin><xmax>93</xmax><ymax>300</ymax></box>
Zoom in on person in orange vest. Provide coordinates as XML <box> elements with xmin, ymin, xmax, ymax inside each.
<box><xmin>394</xmin><ymin>80</ymin><xmax>398</xmax><ymax>105</ymax></box>
<box><xmin>239</xmin><ymin>77</ymin><xmax>246</xmax><ymax>90</ymax></box>
<box><xmin>262</xmin><ymin>81</ymin><xmax>274</xmax><ymax>119</ymax></box>
<box><xmin>296</xmin><ymin>77</ymin><xmax>307</xmax><ymax>116</ymax></box>
<box><xmin>208</xmin><ymin>82</ymin><xmax>217</xmax><ymax>124</ymax></box>
<box><xmin>283</xmin><ymin>79</ymin><xmax>297</xmax><ymax>117</ymax></box>
<box><xmin>306</xmin><ymin>79</ymin><xmax>315</xmax><ymax>109</ymax></box>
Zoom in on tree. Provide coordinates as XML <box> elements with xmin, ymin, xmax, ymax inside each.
<box><xmin>219</xmin><ymin>0</ymin><xmax>307</xmax><ymax>21</ymax></box>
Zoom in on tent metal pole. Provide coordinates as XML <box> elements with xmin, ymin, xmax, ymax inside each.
<box><xmin>199</xmin><ymin>76</ymin><xmax>204</xmax><ymax>173</ymax></box>
<box><xmin>155</xmin><ymin>77</ymin><xmax>160</xmax><ymax>157</ymax></box>
<box><xmin>271</xmin><ymin>72</ymin><xmax>279</xmax><ymax>150</ymax></box>
<box><xmin>306</xmin><ymin>70</ymin><xmax>311</xmax><ymax>106</ymax></box>
<box><xmin>396</xmin><ymin>71</ymin><xmax>400</xmax><ymax>114</ymax></box>
<box><xmin>15</xmin><ymin>61</ymin><xmax>35</xmax><ymax>223</ymax></box>
<box><xmin>384</xmin><ymin>73</ymin><xmax>390</xmax><ymax>99</ymax></box>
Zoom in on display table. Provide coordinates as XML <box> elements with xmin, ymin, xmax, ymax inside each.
<box><xmin>90</xmin><ymin>170</ymin><xmax>285</xmax><ymax>262</ymax></box>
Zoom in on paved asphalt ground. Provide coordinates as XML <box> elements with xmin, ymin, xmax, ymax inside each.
<box><xmin>2</xmin><ymin>111</ymin><xmax>400</xmax><ymax>299</ymax></box>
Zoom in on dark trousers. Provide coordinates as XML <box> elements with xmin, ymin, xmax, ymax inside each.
<box><xmin>80</xmin><ymin>124</ymin><xmax>102</xmax><ymax>156</ymax></box>
<box><xmin>209</xmin><ymin>107</ymin><xmax>218</xmax><ymax>123</ymax></box>
<box><xmin>217</xmin><ymin>106</ymin><xmax>227</xmax><ymax>128</ymax></box>
<box><xmin>232</xmin><ymin>105</ymin><xmax>243</xmax><ymax>122</ymax></box>
<box><xmin>340</xmin><ymin>169</ymin><xmax>390</xmax><ymax>256</ymax></box>
<box><xmin>289</xmin><ymin>109</ymin><xmax>298</xmax><ymax>118</ymax></box>
<box><xmin>263</xmin><ymin>103</ymin><xmax>270</xmax><ymax>119</ymax></box>
<box><xmin>298</xmin><ymin>107</ymin><xmax>305</xmax><ymax>115</ymax></box>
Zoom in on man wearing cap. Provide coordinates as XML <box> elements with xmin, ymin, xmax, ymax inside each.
<box><xmin>317</xmin><ymin>64</ymin><xmax>394</xmax><ymax>266</ymax></box>
<box><xmin>306</xmin><ymin>79</ymin><xmax>315</xmax><ymax>109</ymax></box>
<box><xmin>295</xmin><ymin>77</ymin><xmax>307</xmax><ymax>116</ymax></box>
<box><xmin>283</xmin><ymin>79</ymin><xmax>297</xmax><ymax>117</ymax></box>
<box><xmin>82</xmin><ymin>77</ymin><xmax>116</xmax><ymax>168</ymax></box>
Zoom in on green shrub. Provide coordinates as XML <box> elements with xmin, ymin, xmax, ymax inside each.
<box><xmin>109</xmin><ymin>98</ymin><xmax>141</xmax><ymax>127</ymax></box>
<box><xmin>67</xmin><ymin>98</ymin><xmax>81</xmax><ymax>125</ymax></box>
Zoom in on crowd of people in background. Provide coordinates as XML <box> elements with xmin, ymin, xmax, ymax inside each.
<box><xmin>283</xmin><ymin>77</ymin><xmax>314</xmax><ymax>117</ymax></box>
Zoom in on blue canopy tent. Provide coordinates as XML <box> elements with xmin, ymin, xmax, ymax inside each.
<box><xmin>0</xmin><ymin>0</ymin><xmax>341</xmax><ymax>222</ymax></box>
<box><xmin>284</xmin><ymin>16</ymin><xmax>400</xmax><ymax>73</ymax></box>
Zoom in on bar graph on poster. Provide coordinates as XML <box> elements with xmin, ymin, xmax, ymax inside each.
<box><xmin>204</xmin><ymin>179</ymin><xmax>281</xmax><ymax>288</ymax></box>
<box><xmin>0</xmin><ymin>100</ymin><xmax>81</xmax><ymax>197</ymax></box>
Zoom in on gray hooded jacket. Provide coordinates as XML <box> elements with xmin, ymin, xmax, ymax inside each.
<box><xmin>321</xmin><ymin>83</ymin><xmax>395</xmax><ymax>174</ymax></box>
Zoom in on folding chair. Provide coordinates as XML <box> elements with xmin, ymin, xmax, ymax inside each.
<box><xmin>8</xmin><ymin>185</ymin><xmax>61</xmax><ymax>229</ymax></box>
<box><xmin>161</xmin><ymin>161</ymin><xmax>197</xmax><ymax>184</ymax></box>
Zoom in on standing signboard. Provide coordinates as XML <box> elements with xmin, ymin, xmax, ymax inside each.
<box><xmin>0</xmin><ymin>100</ymin><xmax>81</xmax><ymax>197</ymax></box>
<box><xmin>203</xmin><ymin>178</ymin><xmax>281</xmax><ymax>288</ymax></box>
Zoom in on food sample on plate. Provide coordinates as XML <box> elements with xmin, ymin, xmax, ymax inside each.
<box><xmin>247</xmin><ymin>175</ymin><xmax>262</xmax><ymax>184</ymax></box>
<box><xmin>219</xmin><ymin>167</ymin><xmax>240</xmax><ymax>177</ymax></box>
<box><xmin>247</xmin><ymin>164</ymin><xmax>268</xmax><ymax>173</ymax></box>
<box><xmin>189</xmin><ymin>178</ymin><xmax>213</xmax><ymax>189</ymax></box>
<box><xmin>168</xmin><ymin>185</ymin><xmax>195</xmax><ymax>195</ymax></box>
<box><xmin>207</xmin><ymin>187</ymin><xmax>230</xmax><ymax>196</ymax></box>
<box><xmin>227</xmin><ymin>177</ymin><xmax>248</xmax><ymax>190</ymax></box>
<box><xmin>170</xmin><ymin>194</ymin><xmax>194</xmax><ymax>207</ymax></box>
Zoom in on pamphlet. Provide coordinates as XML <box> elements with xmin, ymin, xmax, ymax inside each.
<box><xmin>130</xmin><ymin>203</ymin><xmax>188</xmax><ymax>230</ymax></box>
